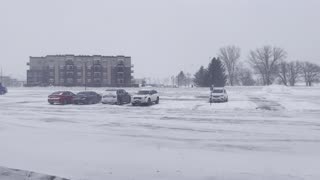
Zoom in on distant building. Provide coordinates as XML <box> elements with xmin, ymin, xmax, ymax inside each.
<box><xmin>26</xmin><ymin>55</ymin><xmax>134</xmax><ymax>87</ymax></box>
<box><xmin>1</xmin><ymin>76</ymin><xmax>24</xmax><ymax>87</ymax></box>
<box><xmin>132</xmin><ymin>78</ymin><xmax>146</xmax><ymax>87</ymax></box>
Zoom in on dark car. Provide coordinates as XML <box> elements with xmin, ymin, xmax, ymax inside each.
<box><xmin>0</xmin><ymin>83</ymin><xmax>7</xmax><ymax>95</ymax></box>
<box><xmin>48</xmin><ymin>91</ymin><xmax>75</xmax><ymax>105</ymax></box>
<box><xmin>101</xmin><ymin>89</ymin><xmax>131</xmax><ymax>105</ymax></box>
<box><xmin>73</xmin><ymin>91</ymin><xmax>102</xmax><ymax>105</ymax></box>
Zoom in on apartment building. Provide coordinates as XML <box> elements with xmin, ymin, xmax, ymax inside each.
<box><xmin>26</xmin><ymin>55</ymin><xmax>133</xmax><ymax>87</ymax></box>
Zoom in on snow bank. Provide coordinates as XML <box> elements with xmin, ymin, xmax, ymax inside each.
<box><xmin>259</xmin><ymin>85</ymin><xmax>320</xmax><ymax>111</ymax></box>
<box><xmin>0</xmin><ymin>166</ymin><xmax>68</xmax><ymax>180</ymax></box>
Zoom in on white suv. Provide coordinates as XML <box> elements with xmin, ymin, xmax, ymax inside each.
<box><xmin>131</xmin><ymin>89</ymin><xmax>159</xmax><ymax>106</ymax></box>
<box><xmin>209</xmin><ymin>87</ymin><xmax>228</xmax><ymax>103</ymax></box>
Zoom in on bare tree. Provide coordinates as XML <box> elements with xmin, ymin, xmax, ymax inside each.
<box><xmin>218</xmin><ymin>45</ymin><xmax>240</xmax><ymax>86</ymax></box>
<box><xmin>238</xmin><ymin>66</ymin><xmax>256</xmax><ymax>86</ymax></box>
<box><xmin>301</xmin><ymin>62</ymin><xmax>320</xmax><ymax>86</ymax></box>
<box><xmin>278</xmin><ymin>61</ymin><xmax>302</xmax><ymax>86</ymax></box>
<box><xmin>248</xmin><ymin>46</ymin><xmax>287</xmax><ymax>85</ymax></box>
<box><xmin>278</xmin><ymin>61</ymin><xmax>289</xmax><ymax>86</ymax></box>
<box><xmin>288</xmin><ymin>61</ymin><xmax>302</xmax><ymax>86</ymax></box>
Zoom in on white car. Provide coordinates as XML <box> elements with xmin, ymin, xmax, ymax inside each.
<box><xmin>131</xmin><ymin>89</ymin><xmax>159</xmax><ymax>106</ymax></box>
<box><xmin>209</xmin><ymin>87</ymin><xmax>228</xmax><ymax>103</ymax></box>
<box><xmin>101</xmin><ymin>89</ymin><xmax>131</xmax><ymax>105</ymax></box>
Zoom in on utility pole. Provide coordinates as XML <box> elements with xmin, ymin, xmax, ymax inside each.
<box><xmin>0</xmin><ymin>67</ymin><xmax>3</xmax><ymax>83</ymax></box>
<box><xmin>84</xmin><ymin>61</ymin><xmax>87</xmax><ymax>91</ymax></box>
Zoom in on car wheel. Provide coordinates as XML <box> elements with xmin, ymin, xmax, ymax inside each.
<box><xmin>155</xmin><ymin>97</ymin><xmax>159</xmax><ymax>104</ymax></box>
<box><xmin>49</xmin><ymin>102</ymin><xmax>54</xmax><ymax>105</ymax></box>
<box><xmin>132</xmin><ymin>103</ymin><xmax>136</xmax><ymax>106</ymax></box>
<box><xmin>118</xmin><ymin>99</ymin><xmax>123</xmax><ymax>105</ymax></box>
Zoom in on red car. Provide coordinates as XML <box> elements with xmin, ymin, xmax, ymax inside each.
<box><xmin>48</xmin><ymin>91</ymin><xmax>75</xmax><ymax>105</ymax></box>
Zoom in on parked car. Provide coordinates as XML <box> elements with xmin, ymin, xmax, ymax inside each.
<box><xmin>73</xmin><ymin>91</ymin><xmax>101</xmax><ymax>104</ymax></box>
<box><xmin>102</xmin><ymin>89</ymin><xmax>131</xmax><ymax>105</ymax></box>
<box><xmin>48</xmin><ymin>91</ymin><xmax>75</xmax><ymax>105</ymax></box>
<box><xmin>131</xmin><ymin>89</ymin><xmax>159</xmax><ymax>106</ymax></box>
<box><xmin>209</xmin><ymin>87</ymin><xmax>228</xmax><ymax>103</ymax></box>
<box><xmin>0</xmin><ymin>83</ymin><xmax>7</xmax><ymax>95</ymax></box>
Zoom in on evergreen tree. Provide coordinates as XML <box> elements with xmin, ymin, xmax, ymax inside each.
<box><xmin>193</xmin><ymin>66</ymin><xmax>209</xmax><ymax>87</ymax></box>
<box><xmin>176</xmin><ymin>71</ymin><xmax>186</xmax><ymax>87</ymax></box>
<box><xmin>207</xmin><ymin>57</ymin><xmax>227</xmax><ymax>87</ymax></box>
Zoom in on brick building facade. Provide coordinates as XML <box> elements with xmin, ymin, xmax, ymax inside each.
<box><xmin>26</xmin><ymin>55</ymin><xmax>133</xmax><ymax>87</ymax></box>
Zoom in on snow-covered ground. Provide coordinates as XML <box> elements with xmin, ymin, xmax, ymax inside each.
<box><xmin>0</xmin><ymin>166</ymin><xmax>67</xmax><ymax>180</ymax></box>
<box><xmin>0</xmin><ymin>86</ymin><xmax>320</xmax><ymax>180</ymax></box>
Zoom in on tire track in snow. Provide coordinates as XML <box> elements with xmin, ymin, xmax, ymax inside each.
<box><xmin>248</xmin><ymin>96</ymin><xmax>285</xmax><ymax>111</ymax></box>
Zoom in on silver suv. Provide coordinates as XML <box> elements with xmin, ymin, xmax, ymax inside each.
<box><xmin>210</xmin><ymin>87</ymin><xmax>228</xmax><ymax>103</ymax></box>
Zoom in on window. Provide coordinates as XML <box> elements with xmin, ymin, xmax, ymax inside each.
<box><xmin>67</xmin><ymin>78</ymin><xmax>73</xmax><ymax>83</ymax></box>
<box><xmin>117</xmin><ymin>79</ymin><xmax>124</xmax><ymax>84</ymax></box>
<box><xmin>213</xmin><ymin>89</ymin><xmax>223</xmax><ymax>93</ymax></box>
<box><xmin>66</xmin><ymin>65</ymin><xmax>74</xmax><ymax>71</ymax></box>
<box><xmin>94</xmin><ymin>72</ymin><xmax>101</xmax><ymax>77</ymax></box>
<box><xmin>77</xmin><ymin>72</ymin><xmax>82</xmax><ymax>76</ymax></box>
<box><xmin>94</xmin><ymin>66</ymin><xmax>101</xmax><ymax>71</ymax></box>
<box><xmin>118</xmin><ymin>73</ymin><xmax>124</xmax><ymax>78</ymax></box>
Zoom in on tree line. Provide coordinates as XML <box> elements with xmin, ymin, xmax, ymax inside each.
<box><xmin>178</xmin><ymin>45</ymin><xmax>320</xmax><ymax>87</ymax></box>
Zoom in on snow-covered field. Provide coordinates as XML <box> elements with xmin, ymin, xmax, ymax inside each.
<box><xmin>0</xmin><ymin>86</ymin><xmax>320</xmax><ymax>180</ymax></box>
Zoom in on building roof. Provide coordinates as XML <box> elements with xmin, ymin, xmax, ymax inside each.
<box><xmin>30</xmin><ymin>55</ymin><xmax>131</xmax><ymax>58</ymax></box>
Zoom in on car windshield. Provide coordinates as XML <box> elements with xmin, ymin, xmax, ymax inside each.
<box><xmin>104</xmin><ymin>91</ymin><xmax>117</xmax><ymax>95</ymax></box>
<box><xmin>51</xmin><ymin>91</ymin><xmax>63</xmax><ymax>95</ymax></box>
<box><xmin>138</xmin><ymin>90</ymin><xmax>151</xmax><ymax>95</ymax></box>
<box><xmin>77</xmin><ymin>92</ymin><xmax>90</xmax><ymax>95</ymax></box>
<box><xmin>213</xmin><ymin>89</ymin><xmax>223</xmax><ymax>93</ymax></box>
<box><xmin>103</xmin><ymin>94</ymin><xmax>116</xmax><ymax>97</ymax></box>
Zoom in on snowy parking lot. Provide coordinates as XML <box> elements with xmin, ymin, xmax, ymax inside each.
<box><xmin>1</xmin><ymin>86</ymin><xmax>320</xmax><ymax>180</ymax></box>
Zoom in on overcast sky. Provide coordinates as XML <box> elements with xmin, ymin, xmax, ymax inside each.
<box><xmin>0</xmin><ymin>0</ymin><xmax>319</xmax><ymax>80</ymax></box>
